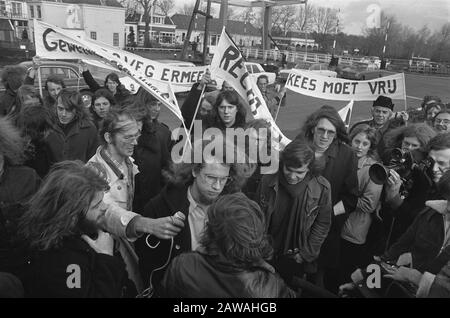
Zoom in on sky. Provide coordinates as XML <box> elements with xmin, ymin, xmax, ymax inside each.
<box><xmin>173</xmin><ymin>0</ymin><xmax>450</xmax><ymax>35</ymax></box>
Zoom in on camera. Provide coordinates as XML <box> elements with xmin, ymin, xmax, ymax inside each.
<box><xmin>369</xmin><ymin>148</ymin><xmax>434</xmax><ymax>185</ymax></box>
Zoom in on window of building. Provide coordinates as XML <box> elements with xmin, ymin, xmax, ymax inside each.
<box><xmin>160</xmin><ymin>32</ymin><xmax>174</xmax><ymax>44</ymax></box>
<box><xmin>11</xmin><ymin>2</ymin><xmax>22</xmax><ymax>16</ymax></box>
<box><xmin>152</xmin><ymin>16</ymin><xmax>163</xmax><ymax>24</ymax></box>
<box><xmin>29</xmin><ymin>5</ymin><xmax>34</xmax><ymax>18</ymax></box>
<box><xmin>90</xmin><ymin>31</ymin><xmax>97</xmax><ymax>40</ymax></box>
<box><xmin>37</xmin><ymin>5</ymin><xmax>41</xmax><ymax>18</ymax></box>
<box><xmin>113</xmin><ymin>33</ymin><xmax>119</xmax><ymax>46</ymax></box>
<box><xmin>0</xmin><ymin>1</ymin><xmax>6</xmax><ymax>14</ymax></box>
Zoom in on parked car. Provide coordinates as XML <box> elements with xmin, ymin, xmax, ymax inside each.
<box><xmin>0</xmin><ymin>60</ymin><xmax>135</xmax><ymax>99</ymax></box>
<box><xmin>245</xmin><ymin>62</ymin><xmax>277</xmax><ymax>85</ymax></box>
<box><xmin>340</xmin><ymin>62</ymin><xmax>370</xmax><ymax>80</ymax></box>
<box><xmin>260</xmin><ymin>62</ymin><xmax>280</xmax><ymax>77</ymax></box>
<box><xmin>277</xmin><ymin>62</ymin><xmax>337</xmax><ymax>83</ymax></box>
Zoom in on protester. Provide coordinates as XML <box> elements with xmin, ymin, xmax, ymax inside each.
<box><xmin>18</xmin><ymin>161</ymin><xmax>133</xmax><ymax>297</ymax></box>
<box><xmin>181</xmin><ymin>70</ymin><xmax>247</xmax><ymax>132</ymax></box>
<box><xmin>381</xmin><ymin>132</ymin><xmax>450</xmax><ymax>248</ymax></box>
<box><xmin>90</xmin><ymin>88</ymin><xmax>116</xmax><ymax>131</ymax></box>
<box><xmin>256</xmin><ymin>137</ymin><xmax>332</xmax><ymax>284</ymax></box>
<box><xmin>257</xmin><ymin>74</ymin><xmax>286</xmax><ymax>118</ymax></box>
<box><xmin>8</xmin><ymin>84</ymin><xmax>43</xmax><ymax>122</ymax></box>
<box><xmin>340</xmin><ymin>125</ymin><xmax>383</xmax><ymax>283</ymax></box>
<box><xmin>381</xmin><ymin>123</ymin><xmax>437</xmax><ymax>163</ymax></box>
<box><xmin>296</xmin><ymin>105</ymin><xmax>359</xmax><ymax>292</ymax></box>
<box><xmin>87</xmin><ymin>109</ymin><xmax>184</xmax><ymax>293</ymax></box>
<box><xmin>80</xmin><ymin>61</ymin><xmax>131</xmax><ymax>105</ymax></box>
<box><xmin>350</xmin><ymin>96</ymin><xmax>407</xmax><ymax>156</ymax></box>
<box><xmin>241</xmin><ymin>119</ymin><xmax>275</xmax><ymax>200</ymax></box>
<box><xmin>24</xmin><ymin>58</ymin><xmax>66</xmax><ymax>110</ymax></box>
<box><xmin>0</xmin><ymin>117</ymin><xmax>41</xmax><ymax>277</ymax></box>
<box><xmin>433</xmin><ymin>105</ymin><xmax>450</xmax><ymax>133</ymax></box>
<box><xmin>17</xmin><ymin>105</ymin><xmax>55</xmax><ymax>178</ymax></box>
<box><xmin>128</xmin><ymin>91</ymin><xmax>172</xmax><ymax>213</ymax></box>
<box><xmin>136</xmin><ymin>137</ymin><xmax>252</xmax><ymax>294</ymax></box>
<box><xmin>46</xmin><ymin>89</ymin><xmax>98</xmax><ymax>163</ymax></box>
<box><xmin>0</xmin><ymin>65</ymin><xmax>27</xmax><ymax>116</ymax></box>
<box><xmin>160</xmin><ymin>192</ymin><xmax>297</xmax><ymax>298</ymax></box>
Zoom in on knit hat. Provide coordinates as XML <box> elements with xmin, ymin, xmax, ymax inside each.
<box><xmin>373</xmin><ymin>95</ymin><xmax>394</xmax><ymax>111</ymax></box>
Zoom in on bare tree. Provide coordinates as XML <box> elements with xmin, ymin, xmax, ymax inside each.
<box><xmin>271</xmin><ymin>6</ymin><xmax>298</xmax><ymax>35</ymax></box>
<box><xmin>155</xmin><ymin>0</ymin><xmax>174</xmax><ymax>16</ymax></box>
<box><xmin>120</xmin><ymin>0</ymin><xmax>140</xmax><ymax>17</ymax></box>
<box><xmin>178</xmin><ymin>1</ymin><xmax>215</xmax><ymax>17</ymax></box>
<box><xmin>136</xmin><ymin>0</ymin><xmax>157</xmax><ymax>47</ymax></box>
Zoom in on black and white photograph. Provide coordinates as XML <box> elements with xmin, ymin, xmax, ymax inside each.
<box><xmin>0</xmin><ymin>0</ymin><xmax>449</xmax><ymax>302</ymax></box>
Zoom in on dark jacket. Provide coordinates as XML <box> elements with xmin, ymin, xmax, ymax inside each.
<box><xmin>24</xmin><ymin>139</ymin><xmax>55</xmax><ymax>179</ymax></box>
<box><xmin>135</xmin><ymin>183</ymin><xmax>191</xmax><ymax>287</ymax></box>
<box><xmin>257</xmin><ymin>172</ymin><xmax>332</xmax><ymax>272</ymax></box>
<box><xmin>0</xmin><ymin>89</ymin><xmax>16</xmax><ymax>116</ymax></box>
<box><xmin>45</xmin><ymin>118</ymin><xmax>98</xmax><ymax>163</ymax></box>
<box><xmin>0</xmin><ymin>165</ymin><xmax>41</xmax><ymax>275</ymax></box>
<box><xmin>382</xmin><ymin>203</ymin><xmax>448</xmax><ymax>273</ymax></box>
<box><xmin>82</xmin><ymin>70</ymin><xmax>131</xmax><ymax>105</ymax></box>
<box><xmin>429</xmin><ymin>260</ymin><xmax>450</xmax><ymax>298</ymax></box>
<box><xmin>181</xmin><ymin>83</ymin><xmax>246</xmax><ymax>132</ymax></box>
<box><xmin>315</xmin><ymin>140</ymin><xmax>359</xmax><ymax>268</ymax></box>
<box><xmin>160</xmin><ymin>251</ymin><xmax>297</xmax><ymax>298</ymax></box>
<box><xmin>132</xmin><ymin>122</ymin><xmax>171</xmax><ymax>213</ymax></box>
<box><xmin>23</xmin><ymin>237</ymin><xmax>129</xmax><ymax>298</ymax></box>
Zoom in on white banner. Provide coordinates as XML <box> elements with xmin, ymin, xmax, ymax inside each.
<box><xmin>285</xmin><ymin>69</ymin><xmax>406</xmax><ymax>101</ymax></box>
<box><xmin>33</xmin><ymin>19</ymin><xmax>185</xmax><ymax>120</ymax></box>
<box><xmin>34</xmin><ymin>20</ymin><xmax>207</xmax><ymax>94</ymax></box>
<box><xmin>210</xmin><ymin>28</ymin><xmax>291</xmax><ymax>147</ymax></box>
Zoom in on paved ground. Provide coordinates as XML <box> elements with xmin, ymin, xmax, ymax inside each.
<box><xmin>159</xmin><ymin>72</ymin><xmax>450</xmax><ymax>140</ymax></box>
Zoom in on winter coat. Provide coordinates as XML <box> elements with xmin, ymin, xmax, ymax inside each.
<box><xmin>132</xmin><ymin>122</ymin><xmax>171</xmax><ymax>213</ymax></box>
<box><xmin>23</xmin><ymin>237</ymin><xmax>130</xmax><ymax>298</ymax></box>
<box><xmin>82</xmin><ymin>70</ymin><xmax>131</xmax><ymax>105</ymax></box>
<box><xmin>315</xmin><ymin>140</ymin><xmax>359</xmax><ymax>268</ymax></box>
<box><xmin>257</xmin><ymin>172</ymin><xmax>332</xmax><ymax>272</ymax></box>
<box><xmin>160</xmin><ymin>250</ymin><xmax>297</xmax><ymax>298</ymax></box>
<box><xmin>181</xmin><ymin>83</ymin><xmax>246</xmax><ymax>133</ymax></box>
<box><xmin>46</xmin><ymin>118</ymin><xmax>98</xmax><ymax>163</ymax></box>
<box><xmin>0</xmin><ymin>89</ymin><xmax>16</xmax><ymax>116</ymax></box>
<box><xmin>341</xmin><ymin>156</ymin><xmax>383</xmax><ymax>245</ymax></box>
<box><xmin>382</xmin><ymin>200</ymin><xmax>450</xmax><ymax>273</ymax></box>
<box><xmin>135</xmin><ymin>183</ymin><xmax>191</xmax><ymax>288</ymax></box>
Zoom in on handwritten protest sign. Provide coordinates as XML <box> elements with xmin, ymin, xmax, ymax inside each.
<box><xmin>34</xmin><ymin>19</ymin><xmax>184</xmax><ymax>120</ymax></box>
<box><xmin>34</xmin><ymin>20</ymin><xmax>207</xmax><ymax>94</ymax></box>
<box><xmin>210</xmin><ymin>28</ymin><xmax>291</xmax><ymax>147</ymax></box>
<box><xmin>285</xmin><ymin>69</ymin><xmax>406</xmax><ymax>101</ymax></box>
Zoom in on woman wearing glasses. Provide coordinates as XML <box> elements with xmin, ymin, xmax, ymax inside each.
<box><xmin>433</xmin><ymin>105</ymin><xmax>450</xmax><ymax>134</ymax></box>
<box><xmin>295</xmin><ymin>105</ymin><xmax>359</xmax><ymax>293</ymax></box>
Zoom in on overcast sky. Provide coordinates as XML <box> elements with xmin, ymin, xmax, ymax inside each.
<box><xmin>174</xmin><ymin>0</ymin><xmax>450</xmax><ymax>35</ymax></box>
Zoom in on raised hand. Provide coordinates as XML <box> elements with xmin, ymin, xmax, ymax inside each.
<box><xmin>82</xmin><ymin>230</ymin><xmax>114</xmax><ymax>256</ymax></box>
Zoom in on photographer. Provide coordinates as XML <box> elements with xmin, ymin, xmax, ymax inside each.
<box><xmin>379</xmin><ymin>133</ymin><xmax>450</xmax><ymax>248</ymax></box>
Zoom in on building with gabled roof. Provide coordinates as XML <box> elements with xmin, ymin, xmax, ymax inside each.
<box><xmin>27</xmin><ymin>0</ymin><xmax>125</xmax><ymax>47</ymax></box>
<box><xmin>170</xmin><ymin>13</ymin><xmax>262</xmax><ymax>54</ymax></box>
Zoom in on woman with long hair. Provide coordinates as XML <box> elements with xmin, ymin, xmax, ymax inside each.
<box><xmin>381</xmin><ymin>123</ymin><xmax>437</xmax><ymax>163</ymax></box>
<box><xmin>18</xmin><ymin>161</ymin><xmax>133</xmax><ymax>297</ymax></box>
<box><xmin>45</xmin><ymin>89</ymin><xmax>98</xmax><ymax>163</ymax></box>
<box><xmin>17</xmin><ymin>105</ymin><xmax>55</xmax><ymax>178</ymax></box>
<box><xmin>80</xmin><ymin>62</ymin><xmax>131</xmax><ymax>105</ymax></box>
<box><xmin>89</xmin><ymin>88</ymin><xmax>116</xmax><ymax>131</ymax></box>
<box><xmin>340</xmin><ymin>125</ymin><xmax>383</xmax><ymax>283</ymax></box>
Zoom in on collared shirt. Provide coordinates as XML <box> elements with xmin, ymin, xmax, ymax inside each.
<box><xmin>187</xmin><ymin>186</ymin><xmax>208</xmax><ymax>251</ymax></box>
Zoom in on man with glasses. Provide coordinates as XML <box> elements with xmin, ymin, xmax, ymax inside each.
<box><xmin>87</xmin><ymin>109</ymin><xmax>184</xmax><ymax>295</ymax></box>
<box><xmin>296</xmin><ymin>105</ymin><xmax>359</xmax><ymax>293</ymax></box>
<box><xmin>256</xmin><ymin>137</ymin><xmax>332</xmax><ymax>287</ymax></box>
<box><xmin>135</xmin><ymin>138</ymin><xmax>246</xmax><ymax>295</ymax></box>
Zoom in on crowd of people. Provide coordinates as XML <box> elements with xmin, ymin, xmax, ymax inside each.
<box><xmin>0</xmin><ymin>58</ymin><xmax>449</xmax><ymax>298</ymax></box>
